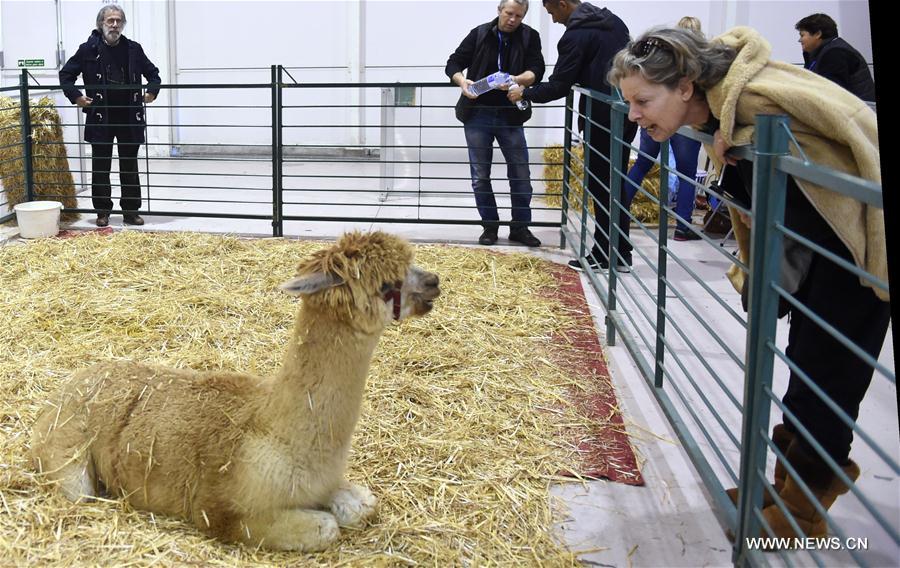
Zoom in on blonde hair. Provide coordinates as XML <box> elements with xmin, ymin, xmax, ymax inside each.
<box><xmin>677</xmin><ymin>16</ymin><xmax>702</xmax><ymax>34</ymax></box>
<box><xmin>607</xmin><ymin>26</ymin><xmax>735</xmax><ymax>92</ymax></box>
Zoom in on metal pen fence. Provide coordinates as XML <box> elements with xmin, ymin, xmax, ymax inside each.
<box><xmin>561</xmin><ymin>86</ymin><xmax>895</xmax><ymax>567</ymax></box>
<box><xmin>2</xmin><ymin>67</ymin><xmax>568</xmax><ymax>234</ymax></box>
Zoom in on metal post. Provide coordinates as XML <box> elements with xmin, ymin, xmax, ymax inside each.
<box><xmin>606</xmin><ymin>102</ymin><xmax>625</xmax><ymax>346</ymax></box>
<box><xmin>379</xmin><ymin>87</ymin><xmax>395</xmax><ymax>202</ymax></box>
<box><xmin>560</xmin><ymin>91</ymin><xmax>574</xmax><ymax>249</ymax></box>
<box><xmin>271</xmin><ymin>65</ymin><xmax>283</xmax><ymax>237</ymax></box>
<box><xmin>578</xmin><ymin>96</ymin><xmax>592</xmax><ymax>261</ymax></box>
<box><xmin>19</xmin><ymin>69</ymin><xmax>35</xmax><ymax>202</ymax></box>
<box><xmin>654</xmin><ymin>141</ymin><xmax>670</xmax><ymax>388</ymax></box>
<box><xmin>733</xmin><ymin>114</ymin><xmax>790</xmax><ymax>566</ymax></box>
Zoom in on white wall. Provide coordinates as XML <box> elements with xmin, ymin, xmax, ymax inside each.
<box><xmin>0</xmin><ymin>0</ymin><xmax>876</xmax><ymax>157</ymax></box>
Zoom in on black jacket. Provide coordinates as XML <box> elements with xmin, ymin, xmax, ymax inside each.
<box><xmin>59</xmin><ymin>30</ymin><xmax>161</xmax><ymax>143</ymax></box>
<box><xmin>523</xmin><ymin>3</ymin><xmax>631</xmax><ymax>131</ymax></box>
<box><xmin>803</xmin><ymin>37</ymin><xmax>875</xmax><ymax>102</ymax></box>
<box><xmin>445</xmin><ymin>18</ymin><xmax>544</xmax><ymax>124</ymax></box>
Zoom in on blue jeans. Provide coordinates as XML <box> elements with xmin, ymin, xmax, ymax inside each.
<box><xmin>463</xmin><ymin>108</ymin><xmax>532</xmax><ymax>229</ymax></box>
<box><xmin>625</xmin><ymin>128</ymin><xmax>701</xmax><ymax>231</ymax></box>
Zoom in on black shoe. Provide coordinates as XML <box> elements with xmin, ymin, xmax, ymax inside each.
<box><xmin>478</xmin><ymin>228</ymin><xmax>498</xmax><ymax>246</ymax></box>
<box><xmin>508</xmin><ymin>227</ymin><xmax>541</xmax><ymax>247</ymax></box>
<box><xmin>123</xmin><ymin>214</ymin><xmax>145</xmax><ymax>226</ymax></box>
<box><xmin>567</xmin><ymin>258</ymin><xmax>606</xmax><ymax>272</ymax></box>
<box><xmin>95</xmin><ymin>213</ymin><xmax>110</xmax><ymax>227</ymax></box>
<box><xmin>568</xmin><ymin>255</ymin><xmax>631</xmax><ymax>273</ymax></box>
<box><xmin>673</xmin><ymin>228</ymin><xmax>701</xmax><ymax>241</ymax></box>
<box><xmin>615</xmin><ymin>252</ymin><xmax>633</xmax><ymax>273</ymax></box>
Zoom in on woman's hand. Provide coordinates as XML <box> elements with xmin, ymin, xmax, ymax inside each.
<box><xmin>713</xmin><ymin>129</ymin><xmax>738</xmax><ymax>166</ymax></box>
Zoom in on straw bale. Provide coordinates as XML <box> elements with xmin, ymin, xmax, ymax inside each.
<box><xmin>0</xmin><ymin>231</ymin><xmax>621</xmax><ymax>566</ymax></box>
<box><xmin>0</xmin><ymin>95</ymin><xmax>77</xmax><ymax>220</ymax></box>
<box><xmin>542</xmin><ymin>144</ymin><xmax>665</xmax><ymax>224</ymax></box>
<box><xmin>542</xmin><ymin>144</ymin><xmax>588</xmax><ymax>214</ymax></box>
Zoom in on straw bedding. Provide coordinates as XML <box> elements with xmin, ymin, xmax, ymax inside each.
<box><xmin>0</xmin><ymin>231</ymin><xmax>628</xmax><ymax>566</ymax></box>
<box><xmin>542</xmin><ymin>144</ymin><xmax>665</xmax><ymax>224</ymax></box>
<box><xmin>0</xmin><ymin>95</ymin><xmax>77</xmax><ymax>219</ymax></box>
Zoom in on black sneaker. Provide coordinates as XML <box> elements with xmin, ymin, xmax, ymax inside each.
<box><xmin>508</xmin><ymin>227</ymin><xmax>541</xmax><ymax>247</ymax></box>
<box><xmin>568</xmin><ymin>256</ymin><xmax>632</xmax><ymax>273</ymax></box>
<box><xmin>478</xmin><ymin>228</ymin><xmax>498</xmax><ymax>246</ymax></box>
<box><xmin>614</xmin><ymin>252</ymin><xmax>632</xmax><ymax>273</ymax></box>
<box><xmin>673</xmin><ymin>228</ymin><xmax>701</xmax><ymax>241</ymax></box>
<box><xmin>567</xmin><ymin>258</ymin><xmax>606</xmax><ymax>272</ymax></box>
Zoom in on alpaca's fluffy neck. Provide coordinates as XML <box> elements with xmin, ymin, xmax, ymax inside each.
<box><xmin>267</xmin><ymin>303</ymin><xmax>384</xmax><ymax>452</ymax></box>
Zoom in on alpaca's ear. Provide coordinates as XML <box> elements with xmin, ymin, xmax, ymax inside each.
<box><xmin>279</xmin><ymin>272</ymin><xmax>344</xmax><ymax>296</ymax></box>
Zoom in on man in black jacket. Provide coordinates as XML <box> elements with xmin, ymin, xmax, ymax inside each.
<box><xmin>510</xmin><ymin>0</ymin><xmax>638</xmax><ymax>271</ymax></box>
<box><xmin>446</xmin><ymin>0</ymin><xmax>545</xmax><ymax>247</ymax></box>
<box><xmin>60</xmin><ymin>5</ymin><xmax>161</xmax><ymax>227</ymax></box>
<box><xmin>795</xmin><ymin>13</ymin><xmax>875</xmax><ymax>102</ymax></box>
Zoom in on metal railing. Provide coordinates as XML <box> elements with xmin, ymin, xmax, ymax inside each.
<box><xmin>560</xmin><ymin>86</ymin><xmax>895</xmax><ymax>567</ymax></box>
<box><xmin>2</xmin><ymin>68</ymin><xmax>567</xmax><ymax>233</ymax></box>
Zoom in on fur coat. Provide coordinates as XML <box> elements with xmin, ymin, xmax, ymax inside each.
<box><xmin>704</xmin><ymin>27</ymin><xmax>886</xmax><ymax>301</ymax></box>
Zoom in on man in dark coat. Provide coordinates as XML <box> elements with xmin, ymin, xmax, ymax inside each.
<box><xmin>509</xmin><ymin>0</ymin><xmax>638</xmax><ymax>271</ymax></box>
<box><xmin>795</xmin><ymin>13</ymin><xmax>875</xmax><ymax>102</ymax></box>
<box><xmin>60</xmin><ymin>5</ymin><xmax>161</xmax><ymax>227</ymax></box>
<box><xmin>445</xmin><ymin>0</ymin><xmax>545</xmax><ymax>247</ymax></box>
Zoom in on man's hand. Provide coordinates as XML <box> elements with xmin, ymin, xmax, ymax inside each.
<box><xmin>144</xmin><ymin>92</ymin><xmax>157</xmax><ymax>104</ymax></box>
<box><xmin>498</xmin><ymin>75</ymin><xmax>517</xmax><ymax>91</ymax></box>
<box><xmin>75</xmin><ymin>96</ymin><xmax>93</xmax><ymax>108</ymax></box>
<box><xmin>507</xmin><ymin>85</ymin><xmax>524</xmax><ymax>103</ymax></box>
<box><xmin>713</xmin><ymin>129</ymin><xmax>738</xmax><ymax>166</ymax></box>
<box><xmin>460</xmin><ymin>79</ymin><xmax>477</xmax><ymax>100</ymax></box>
<box><xmin>452</xmin><ymin>72</ymin><xmax>477</xmax><ymax>100</ymax></box>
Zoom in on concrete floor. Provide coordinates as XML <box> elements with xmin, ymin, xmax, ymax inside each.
<box><xmin>3</xmin><ymin>156</ymin><xmax>897</xmax><ymax>567</ymax></box>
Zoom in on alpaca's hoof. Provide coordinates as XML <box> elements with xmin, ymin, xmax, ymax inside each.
<box><xmin>316</xmin><ymin>513</ymin><xmax>341</xmax><ymax>545</ymax></box>
<box><xmin>331</xmin><ymin>484</ymin><xmax>378</xmax><ymax>528</ymax></box>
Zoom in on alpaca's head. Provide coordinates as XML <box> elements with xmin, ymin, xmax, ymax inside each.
<box><xmin>280</xmin><ymin>232</ymin><xmax>440</xmax><ymax>330</ymax></box>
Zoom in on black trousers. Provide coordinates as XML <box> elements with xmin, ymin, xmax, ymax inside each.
<box><xmin>583</xmin><ymin>116</ymin><xmax>639</xmax><ymax>262</ymax></box>
<box><xmin>783</xmin><ymin>236</ymin><xmax>890</xmax><ymax>464</ymax></box>
<box><xmin>725</xmin><ymin>161</ymin><xmax>891</xmax><ymax>464</ymax></box>
<box><xmin>91</xmin><ymin>128</ymin><xmax>142</xmax><ymax>213</ymax></box>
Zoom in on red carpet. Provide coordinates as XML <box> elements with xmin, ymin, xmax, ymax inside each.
<box><xmin>55</xmin><ymin>227</ymin><xmax>114</xmax><ymax>239</ymax></box>
<box><xmin>546</xmin><ymin>263</ymin><xmax>644</xmax><ymax>486</ymax></box>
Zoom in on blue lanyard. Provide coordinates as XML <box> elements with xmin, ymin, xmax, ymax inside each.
<box><xmin>497</xmin><ymin>31</ymin><xmax>504</xmax><ymax>72</ymax></box>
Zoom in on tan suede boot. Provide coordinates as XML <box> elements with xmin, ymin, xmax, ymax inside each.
<box><xmin>760</xmin><ymin>443</ymin><xmax>860</xmax><ymax>542</ymax></box>
<box><xmin>727</xmin><ymin>424</ymin><xmax>795</xmax><ymax>508</ymax></box>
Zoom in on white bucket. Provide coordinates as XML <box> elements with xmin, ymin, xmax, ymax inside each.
<box><xmin>13</xmin><ymin>201</ymin><xmax>63</xmax><ymax>239</ymax></box>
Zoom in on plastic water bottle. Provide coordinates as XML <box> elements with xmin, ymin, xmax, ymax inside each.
<box><xmin>468</xmin><ymin>71</ymin><xmax>510</xmax><ymax>96</ymax></box>
<box><xmin>514</xmin><ymin>96</ymin><xmax>530</xmax><ymax>111</ymax></box>
<box><xmin>469</xmin><ymin>71</ymin><xmax>530</xmax><ymax>111</ymax></box>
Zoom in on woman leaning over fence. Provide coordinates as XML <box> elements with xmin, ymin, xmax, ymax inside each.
<box><xmin>608</xmin><ymin>26</ymin><xmax>888</xmax><ymax>540</ymax></box>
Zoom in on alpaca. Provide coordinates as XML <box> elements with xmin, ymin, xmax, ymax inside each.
<box><xmin>31</xmin><ymin>231</ymin><xmax>440</xmax><ymax>551</ymax></box>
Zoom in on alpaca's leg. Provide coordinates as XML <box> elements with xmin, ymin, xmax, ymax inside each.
<box><xmin>32</xmin><ymin>408</ymin><xmax>97</xmax><ymax>501</ymax></box>
<box><xmin>52</xmin><ymin>459</ymin><xmax>96</xmax><ymax>502</ymax></box>
<box><xmin>330</xmin><ymin>482</ymin><xmax>378</xmax><ymax>527</ymax></box>
<box><xmin>237</xmin><ymin>509</ymin><xmax>340</xmax><ymax>551</ymax></box>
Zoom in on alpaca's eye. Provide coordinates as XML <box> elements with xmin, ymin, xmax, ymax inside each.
<box><xmin>380</xmin><ymin>282</ymin><xmax>393</xmax><ymax>294</ymax></box>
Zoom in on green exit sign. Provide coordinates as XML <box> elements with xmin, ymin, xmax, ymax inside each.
<box><xmin>18</xmin><ymin>59</ymin><xmax>45</xmax><ymax>68</ymax></box>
